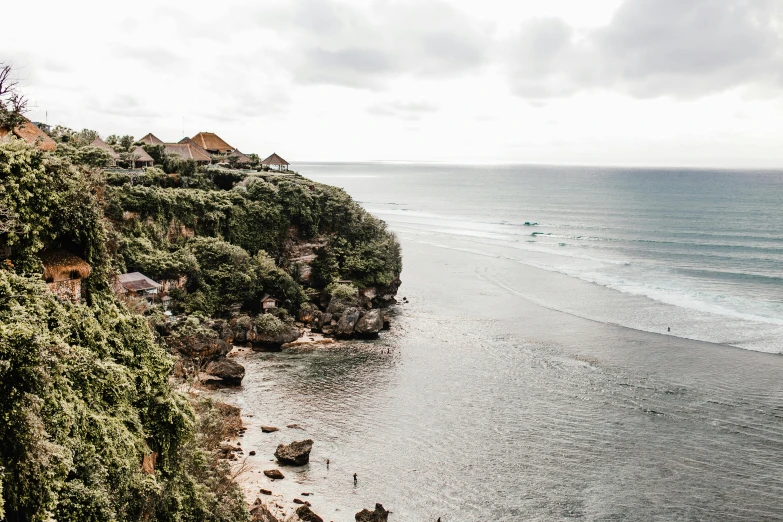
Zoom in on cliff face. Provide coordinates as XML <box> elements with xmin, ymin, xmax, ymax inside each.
<box><xmin>105</xmin><ymin>169</ymin><xmax>402</xmax><ymax>316</ymax></box>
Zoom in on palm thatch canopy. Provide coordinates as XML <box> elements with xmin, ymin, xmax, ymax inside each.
<box><xmin>228</xmin><ymin>149</ymin><xmax>251</xmax><ymax>163</ymax></box>
<box><xmin>41</xmin><ymin>249</ymin><xmax>91</xmax><ymax>282</ymax></box>
<box><xmin>179</xmin><ymin>137</ymin><xmax>213</xmax><ymax>159</ymax></box>
<box><xmin>0</xmin><ymin>117</ymin><xmax>57</xmax><ymax>151</ymax></box>
<box><xmin>138</xmin><ymin>133</ymin><xmax>165</xmax><ymax>145</ymax></box>
<box><xmin>130</xmin><ymin>146</ymin><xmax>154</xmax><ymax>163</ymax></box>
<box><xmin>191</xmin><ymin>132</ymin><xmax>234</xmax><ymax>153</ymax></box>
<box><xmin>89</xmin><ymin>136</ymin><xmax>120</xmax><ymax>159</ymax></box>
<box><xmin>261</xmin><ymin>153</ymin><xmax>289</xmax><ymax>170</ymax></box>
<box><xmin>164</xmin><ymin>143</ymin><xmax>212</xmax><ymax>163</ymax></box>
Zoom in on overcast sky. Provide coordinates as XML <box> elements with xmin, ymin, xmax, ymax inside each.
<box><xmin>4</xmin><ymin>0</ymin><xmax>783</xmax><ymax>167</ymax></box>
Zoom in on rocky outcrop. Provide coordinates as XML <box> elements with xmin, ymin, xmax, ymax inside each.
<box><xmin>336</xmin><ymin>308</ymin><xmax>361</xmax><ymax>338</ymax></box>
<box><xmin>355</xmin><ymin>504</ymin><xmax>390</xmax><ymax>522</ymax></box>
<box><xmin>274</xmin><ymin>439</ymin><xmax>314</xmax><ymax>466</ymax></box>
<box><xmin>204</xmin><ymin>358</ymin><xmax>245</xmax><ymax>385</ymax></box>
<box><xmin>263</xmin><ymin>469</ymin><xmax>285</xmax><ymax>479</ymax></box>
<box><xmin>251</xmin><ymin>499</ymin><xmax>280</xmax><ymax>522</ymax></box>
<box><xmin>167</xmin><ymin>326</ymin><xmax>232</xmax><ymax>360</ymax></box>
<box><xmin>230</xmin><ymin>314</ymin><xmax>301</xmax><ymax>350</ymax></box>
<box><xmin>354</xmin><ymin>309</ymin><xmax>383</xmax><ymax>336</ymax></box>
<box><xmin>261</xmin><ymin>426</ymin><xmax>279</xmax><ymax>433</ymax></box>
<box><xmin>368</xmin><ymin>276</ymin><xmax>402</xmax><ymax>308</ymax></box>
<box><xmin>295</xmin><ymin>506</ymin><xmax>324</xmax><ymax>522</ymax></box>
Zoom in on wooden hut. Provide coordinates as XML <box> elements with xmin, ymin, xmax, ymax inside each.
<box><xmin>89</xmin><ymin>136</ymin><xmax>120</xmax><ymax>166</ymax></box>
<box><xmin>0</xmin><ymin>117</ymin><xmax>57</xmax><ymax>151</ymax></box>
<box><xmin>117</xmin><ymin>272</ymin><xmax>162</xmax><ymax>299</ymax></box>
<box><xmin>190</xmin><ymin>132</ymin><xmax>235</xmax><ymax>154</ymax></box>
<box><xmin>163</xmin><ymin>143</ymin><xmax>212</xmax><ymax>165</ymax></box>
<box><xmin>227</xmin><ymin>149</ymin><xmax>251</xmax><ymax>166</ymax></box>
<box><xmin>261</xmin><ymin>153</ymin><xmax>289</xmax><ymax>171</ymax></box>
<box><xmin>261</xmin><ymin>294</ymin><xmax>277</xmax><ymax>312</ymax></box>
<box><xmin>40</xmin><ymin>249</ymin><xmax>91</xmax><ymax>302</ymax></box>
<box><xmin>130</xmin><ymin>146</ymin><xmax>154</xmax><ymax>169</ymax></box>
<box><xmin>138</xmin><ymin>133</ymin><xmax>165</xmax><ymax>146</ymax></box>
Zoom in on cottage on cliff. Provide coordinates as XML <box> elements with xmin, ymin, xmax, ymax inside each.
<box><xmin>190</xmin><ymin>132</ymin><xmax>235</xmax><ymax>154</ymax></box>
<box><xmin>0</xmin><ymin>117</ymin><xmax>57</xmax><ymax>151</ymax></box>
<box><xmin>261</xmin><ymin>153</ymin><xmax>289</xmax><ymax>171</ymax></box>
<box><xmin>41</xmin><ymin>249</ymin><xmax>91</xmax><ymax>302</ymax></box>
<box><xmin>89</xmin><ymin>136</ymin><xmax>120</xmax><ymax>166</ymax></box>
<box><xmin>117</xmin><ymin>272</ymin><xmax>162</xmax><ymax>299</ymax></box>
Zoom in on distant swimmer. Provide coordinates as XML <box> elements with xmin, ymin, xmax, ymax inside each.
<box><xmin>353</xmin><ymin>473</ymin><xmax>358</xmax><ymax>485</ymax></box>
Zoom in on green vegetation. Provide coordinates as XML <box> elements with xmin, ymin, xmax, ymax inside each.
<box><xmin>0</xmin><ymin>68</ymin><xmax>400</xmax><ymax>520</ymax></box>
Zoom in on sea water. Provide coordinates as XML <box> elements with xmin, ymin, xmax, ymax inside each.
<box><xmin>216</xmin><ymin>163</ymin><xmax>783</xmax><ymax>521</ymax></box>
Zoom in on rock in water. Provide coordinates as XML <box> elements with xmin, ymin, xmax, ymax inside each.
<box><xmin>354</xmin><ymin>309</ymin><xmax>383</xmax><ymax>335</ymax></box>
<box><xmin>204</xmin><ymin>358</ymin><xmax>245</xmax><ymax>385</ymax></box>
<box><xmin>355</xmin><ymin>503</ymin><xmax>390</xmax><ymax>522</ymax></box>
<box><xmin>274</xmin><ymin>439</ymin><xmax>314</xmax><ymax>466</ymax></box>
<box><xmin>336</xmin><ymin>308</ymin><xmax>361</xmax><ymax>337</ymax></box>
<box><xmin>263</xmin><ymin>469</ymin><xmax>285</xmax><ymax>479</ymax></box>
<box><xmin>295</xmin><ymin>505</ymin><xmax>324</xmax><ymax>522</ymax></box>
<box><xmin>261</xmin><ymin>426</ymin><xmax>279</xmax><ymax>433</ymax></box>
<box><xmin>250</xmin><ymin>498</ymin><xmax>280</xmax><ymax>522</ymax></box>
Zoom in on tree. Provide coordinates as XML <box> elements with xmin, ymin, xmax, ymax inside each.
<box><xmin>0</xmin><ymin>64</ymin><xmax>27</xmax><ymax>130</ymax></box>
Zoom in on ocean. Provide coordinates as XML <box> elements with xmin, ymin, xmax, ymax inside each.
<box><xmin>218</xmin><ymin>163</ymin><xmax>783</xmax><ymax>521</ymax></box>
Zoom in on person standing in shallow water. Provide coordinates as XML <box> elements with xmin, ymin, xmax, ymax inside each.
<box><xmin>326</xmin><ymin>458</ymin><xmax>330</xmax><ymax>470</ymax></box>
<box><xmin>353</xmin><ymin>473</ymin><xmax>357</xmax><ymax>485</ymax></box>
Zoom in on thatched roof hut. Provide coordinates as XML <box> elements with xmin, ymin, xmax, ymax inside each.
<box><xmin>228</xmin><ymin>149</ymin><xmax>251</xmax><ymax>164</ymax></box>
<box><xmin>89</xmin><ymin>136</ymin><xmax>120</xmax><ymax>160</ymax></box>
<box><xmin>191</xmin><ymin>132</ymin><xmax>234</xmax><ymax>153</ymax></box>
<box><xmin>138</xmin><ymin>133</ymin><xmax>165</xmax><ymax>146</ymax></box>
<box><xmin>40</xmin><ymin>249</ymin><xmax>91</xmax><ymax>282</ymax></box>
<box><xmin>0</xmin><ymin>117</ymin><xmax>57</xmax><ymax>151</ymax></box>
<box><xmin>130</xmin><ymin>146</ymin><xmax>154</xmax><ymax>168</ymax></box>
<box><xmin>164</xmin><ymin>143</ymin><xmax>212</xmax><ymax>164</ymax></box>
<box><xmin>179</xmin><ymin>137</ymin><xmax>213</xmax><ymax>160</ymax></box>
<box><xmin>261</xmin><ymin>153</ymin><xmax>289</xmax><ymax>170</ymax></box>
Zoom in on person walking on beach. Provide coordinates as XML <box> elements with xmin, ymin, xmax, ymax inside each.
<box><xmin>668</xmin><ymin>327</ymin><xmax>671</xmax><ymax>332</ymax></box>
<box><xmin>353</xmin><ymin>473</ymin><xmax>357</xmax><ymax>485</ymax></box>
<box><xmin>326</xmin><ymin>458</ymin><xmax>330</xmax><ymax>470</ymax></box>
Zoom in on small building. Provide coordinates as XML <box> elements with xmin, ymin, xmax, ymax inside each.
<box><xmin>190</xmin><ymin>132</ymin><xmax>235</xmax><ymax>154</ymax></box>
<box><xmin>89</xmin><ymin>136</ymin><xmax>120</xmax><ymax>166</ymax></box>
<box><xmin>227</xmin><ymin>149</ymin><xmax>251</xmax><ymax>165</ymax></box>
<box><xmin>117</xmin><ymin>272</ymin><xmax>162</xmax><ymax>298</ymax></box>
<box><xmin>179</xmin><ymin>136</ymin><xmax>213</xmax><ymax>161</ymax></box>
<box><xmin>40</xmin><ymin>249</ymin><xmax>91</xmax><ymax>302</ymax></box>
<box><xmin>164</xmin><ymin>143</ymin><xmax>212</xmax><ymax>165</ymax></box>
<box><xmin>130</xmin><ymin>146</ymin><xmax>154</xmax><ymax>169</ymax></box>
<box><xmin>261</xmin><ymin>153</ymin><xmax>289</xmax><ymax>171</ymax></box>
<box><xmin>261</xmin><ymin>294</ymin><xmax>277</xmax><ymax>312</ymax></box>
<box><xmin>0</xmin><ymin>117</ymin><xmax>57</xmax><ymax>151</ymax></box>
<box><xmin>138</xmin><ymin>133</ymin><xmax>165</xmax><ymax>146</ymax></box>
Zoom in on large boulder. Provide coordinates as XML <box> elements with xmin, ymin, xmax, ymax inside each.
<box><xmin>295</xmin><ymin>506</ymin><xmax>323</xmax><ymax>522</ymax></box>
<box><xmin>204</xmin><ymin>358</ymin><xmax>245</xmax><ymax>385</ymax></box>
<box><xmin>274</xmin><ymin>439</ymin><xmax>314</xmax><ymax>466</ymax></box>
<box><xmin>336</xmin><ymin>308</ymin><xmax>361</xmax><ymax>338</ymax></box>
<box><xmin>167</xmin><ymin>323</ymin><xmax>232</xmax><ymax>360</ymax></box>
<box><xmin>370</xmin><ymin>277</ymin><xmax>401</xmax><ymax>308</ymax></box>
<box><xmin>250</xmin><ymin>499</ymin><xmax>280</xmax><ymax>522</ymax></box>
<box><xmin>355</xmin><ymin>504</ymin><xmax>390</xmax><ymax>522</ymax></box>
<box><xmin>263</xmin><ymin>469</ymin><xmax>285</xmax><ymax>479</ymax></box>
<box><xmin>249</xmin><ymin>314</ymin><xmax>301</xmax><ymax>350</ymax></box>
<box><xmin>355</xmin><ymin>309</ymin><xmax>383</xmax><ymax>336</ymax></box>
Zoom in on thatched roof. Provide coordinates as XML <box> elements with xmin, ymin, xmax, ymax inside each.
<box><xmin>228</xmin><ymin>150</ymin><xmax>251</xmax><ymax>163</ymax></box>
<box><xmin>118</xmin><ymin>272</ymin><xmax>161</xmax><ymax>292</ymax></box>
<box><xmin>89</xmin><ymin>136</ymin><xmax>120</xmax><ymax>159</ymax></box>
<box><xmin>0</xmin><ymin>117</ymin><xmax>57</xmax><ymax>151</ymax></box>
<box><xmin>138</xmin><ymin>133</ymin><xmax>165</xmax><ymax>145</ymax></box>
<box><xmin>179</xmin><ymin>137</ymin><xmax>213</xmax><ymax>159</ymax></box>
<box><xmin>261</xmin><ymin>153</ymin><xmax>289</xmax><ymax>166</ymax></box>
<box><xmin>191</xmin><ymin>132</ymin><xmax>234</xmax><ymax>153</ymax></box>
<box><xmin>164</xmin><ymin>143</ymin><xmax>212</xmax><ymax>163</ymax></box>
<box><xmin>40</xmin><ymin>249</ymin><xmax>91</xmax><ymax>282</ymax></box>
<box><xmin>130</xmin><ymin>146</ymin><xmax>154</xmax><ymax>163</ymax></box>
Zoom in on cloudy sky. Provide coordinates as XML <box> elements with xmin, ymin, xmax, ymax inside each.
<box><xmin>4</xmin><ymin>0</ymin><xmax>783</xmax><ymax>167</ymax></box>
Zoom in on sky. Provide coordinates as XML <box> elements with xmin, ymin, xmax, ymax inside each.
<box><xmin>4</xmin><ymin>0</ymin><xmax>783</xmax><ymax>167</ymax></box>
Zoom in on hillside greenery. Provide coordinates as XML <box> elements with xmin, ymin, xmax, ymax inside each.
<box><xmin>0</xmin><ymin>124</ymin><xmax>401</xmax><ymax>520</ymax></box>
